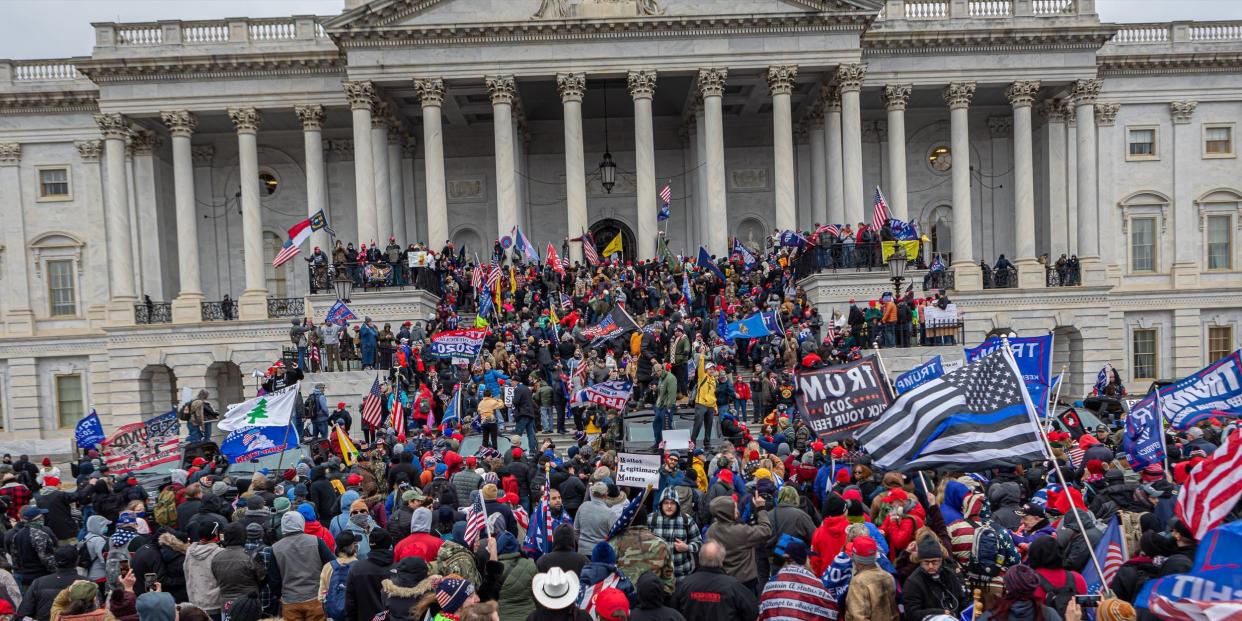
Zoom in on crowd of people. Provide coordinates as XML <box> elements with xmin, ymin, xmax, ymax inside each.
<box><xmin>2</xmin><ymin>229</ymin><xmax>1233</xmax><ymax>621</ymax></box>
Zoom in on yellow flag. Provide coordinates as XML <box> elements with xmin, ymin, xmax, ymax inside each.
<box><xmin>601</xmin><ymin>233</ymin><xmax>623</xmax><ymax>258</ymax></box>
<box><xmin>509</xmin><ymin>265</ymin><xmax>517</xmax><ymax>294</ymax></box>
<box><xmin>549</xmin><ymin>305</ymin><xmax>559</xmax><ymax>324</ymax></box>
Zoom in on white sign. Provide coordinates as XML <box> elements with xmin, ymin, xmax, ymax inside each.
<box><xmin>662</xmin><ymin>429</ymin><xmax>691</xmax><ymax>451</ymax></box>
<box><xmin>923</xmin><ymin>303</ymin><xmax>959</xmax><ymax>325</ymax></box>
<box><xmin>616</xmin><ymin>452</ymin><xmax>661</xmax><ymax>488</ymax></box>
<box><xmin>503</xmin><ymin>386</ymin><xmax>515</xmax><ymax>407</ymax></box>
<box><xmin>407</xmin><ymin>251</ymin><xmax>430</xmax><ymax>268</ymax></box>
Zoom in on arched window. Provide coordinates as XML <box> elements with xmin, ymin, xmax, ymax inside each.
<box><xmin>263</xmin><ymin>232</ymin><xmax>288</xmax><ymax>297</ymax></box>
<box><xmin>737</xmin><ymin>217</ymin><xmax>767</xmax><ymax>248</ymax></box>
<box><xmin>928</xmin><ymin>206</ymin><xmax>952</xmax><ymax>263</ymax></box>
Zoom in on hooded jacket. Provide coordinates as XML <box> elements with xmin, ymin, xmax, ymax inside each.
<box><xmin>272</xmin><ymin>512</ymin><xmax>334</xmax><ymax>605</ymax></box>
<box><xmin>647</xmin><ymin>489</ymin><xmax>702</xmax><ymax>579</ymax></box>
<box><xmin>631</xmin><ymin>571</ymin><xmax>685</xmax><ymax>621</ymax></box>
<box><xmin>393</xmin><ymin>508</ymin><xmax>442</xmax><ymax>563</ymax></box>
<box><xmin>810</xmin><ymin>514</ymin><xmax>849</xmax><ymax>576</ymax></box>
<box><xmin>988</xmin><ymin>482</ymin><xmax>1024</xmax><ymax>531</ymax></box>
<box><xmin>1058</xmin><ymin>509</ymin><xmax>1104</xmax><ymax>573</ymax></box>
<box><xmin>211</xmin><ymin>523</ymin><xmax>265</xmax><ymax>611</ymax></box>
<box><xmin>704</xmin><ymin>496</ymin><xmax>772</xmax><ymax>584</ymax></box>
<box><xmin>344</xmin><ymin>546</ymin><xmax>394</xmax><ymax>621</ymax></box>
<box><xmin>496</xmin><ymin>533</ymin><xmax>538</xmax><ymax>621</ymax></box>
<box><xmin>83</xmin><ymin>516</ymin><xmax>110</xmax><ymax>581</ymax></box>
<box><xmin>184</xmin><ymin>542</ymin><xmax>223</xmax><ymax>613</ymax></box>
<box><xmin>767</xmin><ymin>487</ymin><xmax>816</xmax><ymax>552</ymax></box>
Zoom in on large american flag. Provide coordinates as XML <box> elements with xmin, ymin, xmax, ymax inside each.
<box><xmin>360</xmin><ymin>377</ymin><xmax>383</xmax><ymax>429</ymax></box>
<box><xmin>390</xmin><ymin>390</ymin><xmax>405</xmax><ymax>442</ymax></box>
<box><xmin>485</xmin><ymin>264</ymin><xmax>502</xmax><ymax>291</ymax></box>
<box><xmin>816</xmin><ymin>224</ymin><xmax>841</xmax><ymax>239</ymax></box>
<box><xmin>463</xmin><ymin>490</ymin><xmax>489</xmax><ymax>547</ymax></box>
<box><xmin>272</xmin><ymin>241</ymin><xmax>300</xmax><ymax>268</ymax></box>
<box><xmin>1081</xmin><ymin>514</ymin><xmax>1127</xmax><ymax>594</ymax></box>
<box><xmin>872</xmin><ymin>186</ymin><xmax>891</xmax><ymax>233</ymax></box>
<box><xmin>1176</xmin><ymin>426</ymin><xmax>1242</xmax><ymax>539</ymax></box>
<box><xmin>471</xmin><ymin>265</ymin><xmax>482</xmax><ymax>292</ymax></box>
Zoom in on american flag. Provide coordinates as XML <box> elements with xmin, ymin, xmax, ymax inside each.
<box><xmin>360</xmin><ymin>377</ymin><xmax>383</xmax><ymax>429</ymax></box>
<box><xmin>272</xmin><ymin>241</ymin><xmax>300</xmax><ymax>268</ymax></box>
<box><xmin>390</xmin><ymin>389</ymin><xmax>405</xmax><ymax>442</ymax></box>
<box><xmin>471</xmin><ymin>265</ymin><xmax>482</xmax><ymax>292</ymax></box>
<box><xmin>580</xmin><ymin>230</ymin><xmax>600</xmax><ymax>265</ymax></box>
<box><xmin>825</xmin><ymin>318</ymin><xmax>839</xmax><ymax>345</ymax></box>
<box><xmin>659</xmin><ymin>183</ymin><xmax>672</xmax><ymax>205</ymax></box>
<box><xmin>486</xmin><ymin>264</ymin><xmax>502</xmax><ymax>291</ymax></box>
<box><xmin>872</xmin><ymin>186</ymin><xmax>891</xmax><ymax>233</ymax></box>
<box><xmin>1176</xmin><ymin>427</ymin><xmax>1242</xmax><ymax>539</ymax></box>
<box><xmin>309</xmin><ymin>345</ymin><xmax>321</xmax><ymax>370</ymax></box>
<box><xmin>463</xmin><ymin>490</ymin><xmax>489</xmax><ymax>547</ymax></box>
<box><xmin>523</xmin><ymin>464</ymin><xmax>555</xmax><ymax>556</ymax></box>
<box><xmin>816</xmin><ymin>224</ymin><xmax>841</xmax><ymax>238</ymax></box>
<box><xmin>607</xmin><ymin>487</ymin><xmax>649</xmax><ymax>539</ymax></box>
<box><xmin>1081</xmin><ymin>514</ymin><xmax>1128</xmax><ymax>593</ymax></box>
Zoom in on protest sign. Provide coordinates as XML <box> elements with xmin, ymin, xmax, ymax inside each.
<box><xmin>219</xmin><ymin>422</ymin><xmax>300</xmax><ymax>464</ymax></box>
<box><xmin>101</xmin><ymin>411</ymin><xmax>181</xmax><ymax>475</ymax></box>
<box><xmin>662</xmin><ymin>429</ymin><xmax>691</xmax><ymax>451</ymax></box>
<box><xmin>923</xmin><ymin>303</ymin><xmax>958</xmax><ymax>324</ymax></box>
<box><xmin>428</xmin><ymin>328</ymin><xmax>487</xmax><ymax>359</ymax></box>
<box><xmin>894</xmin><ymin>356</ymin><xmax>944</xmax><ymax>395</ymax></box>
<box><xmin>407</xmin><ymin>251</ymin><xmax>430</xmax><ymax>268</ymax></box>
<box><xmin>571</xmin><ymin>380</ymin><xmax>633</xmax><ymax>410</ymax></box>
<box><xmin>795</xmin><ymin>356</ymin><xmax>892</xmax><ymax>442</ymax></box>
<box><xmin>616</xmin><ymin>452</ymin><xmax>661</xmax><ymax>487</ymax></box>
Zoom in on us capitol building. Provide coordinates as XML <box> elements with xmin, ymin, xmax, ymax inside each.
<box><xmin>0</xmin><ymin>0</ymin><xmax>1237</xmax><ymax>446</ymax></box>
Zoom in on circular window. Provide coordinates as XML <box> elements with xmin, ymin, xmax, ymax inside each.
<box><xmin>259</xmin><ymin>171</ymin><xmax>279</xmax><ymax>197</ymax></box>
<box><xmin>927</xmin><ymin>145</ymin><xmax>952</xmax><ymax>173</ymax></box>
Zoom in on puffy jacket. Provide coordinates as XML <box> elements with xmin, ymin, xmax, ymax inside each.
<box><xmin>704</xmin><ymin>496</ymin><xmax>771</xmax><ymax>585</ymax></box>
<box><xmin>496</xmin><ymin>550</ymin><xmax>538</xmax><ymax>621</ymax></box>
<box><xmin>184</xmin><ymin>542</ymin><xmax>224</xmax><ymax>613</ymax></box>
<box><xmin>450</xmin><ymin>469</ymin><xmax>482</xmax><ymax>508</ymax></box>
<box><xmin>810</xmin><ymin>515</ymin><xmax>849</xmax><ymax>575</ymax></box>
<box><xmin>211</xmin><ymin>544</ymin><xmax>265</xmax><ymax>611</ymax></box>
<box><xmin>901</xmin><ymin>566</ymin><xmax>967</xmax><ymax>621</ymax></box>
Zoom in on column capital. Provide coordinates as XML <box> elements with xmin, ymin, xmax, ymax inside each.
<box><xmin>344</xmin><ymin>80</ymin><xmax>375</xmax><ymax>110</ymax></box>
<box><xmin>294</xmin><ymin>104</ymin><xmax>326</xmax><ymax>131</ymax></box>
<box><xmin>1004</xmin><ymin>80</ymin><xmax>1041</xmax><ymax>108</ymax></box>
<box><xmin>627</xmin><ymin>69</ymin><xmax>658</xmax><ymax>100</ymax></box>
<box><xmin>1095</xmin><ymin>102</ymin><xmax>1120</xmax><ymax>126</ymax></box>
<box><xmin>414</xmin><ymin>78</ymin><xmax>445</xmax><ymax>106</ymax></box>
<box><xmin>697</xmin><ymin>68</ymin><xmax>728</xmax><ymax>97</ymax></box>
<box><xmin>160</xmin><ymin>110</ymin><xmax>197</xmax><ymax>137</ymax></box>
<box><xmin>1070</xmin><ymin>78</ymin><xmax>1103</xmax><ymax>107</ymax></box>
<box><xmin>1170</xmin><ymin>100</ymin><xmax>1197</xmax><ymax>124</ymax></box>
<box><xmin>834</xmin><ymin>63</ymin><xmax>867</xmax><ymax>92</ymax></box>
<box><xmin>766</xmin><ymin>65</ymin><xmax>798</xmax><ymax>96</ymax></box>
<box><xmin>486</xmin><ymin>75</ymin><xmax>517</xmax><ymax>105</ymax></box>
<box><xmin>822</xmin><ymin>85</ymin><xmax>842</xmax><ymax>112</ymax></box>
<box><xmin>228</xmin><ymin>107</ymin><xmax>262</xmax><ymax>134</ymax></box>
<box><xmin>191</xmin><ymin>145</ymin><xmax>215</xmax><ymax>166</ymax></box>
<box><xmin>943</xmin><ymin>81</ymin><xmax>976</xmax><ymax>109</ymax></box>
<box><xmin>1039</xmin><ymin>99</ymin><xmax>1069</xmax><ymax>122</ymax></box>
<box><xmin>557</xmin><ymin>72</ymin><xmax>586</xmax><ymax>102</ymax></box>
<box><xmin>387</xmin><ymin>122</ymin><xmax>406</xmax><ymax>144</ymax></box>
<box><xmin>94</xmin><ymin>112</ymin><xmax>129</xmax><ymax>140</ymax></box>
<box><xmin>370</xmin><ymin>102</ymin><xmax>391</xmax><ymax>129</ymax></box>
<box><xmin>75</xmin><ymin>140</ymin><xmax>101</xmax><ymax>162</ymax></box>
<box><xmin>882</xmin><ymin>84</ymin><xmax>912</xmax><ymax>111</ymax></box>
<box><xmin>0</xmin><ymin>143</ymin><xmax>20</xmax><ymax>166</ymax></box>
<box><xmin>987</xmin><ymin>115</ymin><xmax>1013</xmax><ymax>138</ymax></box>
<box><xmin>128</xmin><ymin>130</ymin><xmax>158</xmax><ymax>156</ymax></box>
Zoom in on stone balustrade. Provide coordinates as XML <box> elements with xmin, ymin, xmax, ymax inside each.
<box><xmin>0</xmin><ymin>58</ymin><xmax>94</xmax><ymax>92</ymax></box>
<box><xmin>93</xmin><ymin>16</ymin><xmax>330</xmax><ymax>55</ymax></box>
<box><xmin>1105</xmin><ymin>20</ymin><xmax>1242</xmax><ymax>50</ymax></box>
<box><xmin>879</xmin><ymin>0</ymin><xmax>1089</xmax><ymax>21</ymax></box>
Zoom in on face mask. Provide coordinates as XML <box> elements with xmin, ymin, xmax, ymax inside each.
<box><xmin>350</xmin><ymin>513</ymin><xmax>370</xmax><ymax>527</ymax></box>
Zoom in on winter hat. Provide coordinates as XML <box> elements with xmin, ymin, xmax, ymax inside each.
<box><xmin>835</xmin><ymin>468</ymin><xmax>851</xmax><ymax>484</ymax></box>
<box><xmin>778</xmin><ymin>486</ymin><xmax>801</xmax><ymax>507</ymax></box>
<box><xmin>390</xmin><ymin>556</ymin><xmax>429</xmax><ymax>589</ymax></box>
<box><xmin>369</xmin><ymin>529</ymin><xmax>393</xmax><ymax>550</ymax></box>
<box><xmin>67</xmin><ymin>580</ymin><xmax>98</xmax><ymax>602</ymax></box>
<box><xmin>295</xmin><ymin>462</ymin><xmax>311</xmax><ymax>478</ymax></box>
<box><xmin>211</xmin><ymin>481</ymin><xmax>228</xmax><ymax>496</ymax></box>
<box><xmin>823</xmin><ymin>493</ymin><xmax>847</xmax><ymax>518</ymax></box>
<box><xmin>136</xmin><ymin>592</ymin><xmax>176</xmax><ymax>621</ymax></box>
<box><xmin>592</xmin><ymin>541</ymin><xmax>618</xmax><ymax>565</ymax></box>
<box><xmin>1002</xmin><ymin>564</ymin><xmax>1042</xmax><ymax>598</ymax></box>
<box><xmin>435</xmin><ymin>577</ymin><xmax>475</xmax><ymax>614</ymax></box>
<box><xmin>916</xmin><ymin>536</ymin><xmax>943</xmax><ymax>561</ymax></box>
<box><xmin>273</xmin><ymin>497</ymin><xmax>292</xmax><ymax>514</ymax></box>
<box><xmin>245</xmin><ymin>522</ymin><xmax>264</xmax><ymax>540</ymax></box>
<box><xmin>1086</xmin><ymin>459</ymin><xmax>1106</xmax><ymax>476</ymax></box>
<box><xmin>296</xmin><ymin>503</ymin><xmax>317</xmax><ymax>522</ymax></box>
<box><xmin>1097</xmin><ymin>599</ymin><xmax>1137</xmax><ymax>621</ymax></box>
<box><xmin>800</xmin><ymin>452</ymin><xmax>815</xmax><ymax>466</ymax></box>
<box><xmin>281</xmin><ymin>511</ymin><xmax>306</xmax><ymax>534</ymax></box>
<box><xmin>347</xmin><ymin>473</ymin><xmax>363</xmax><ymax>486</ymax></box>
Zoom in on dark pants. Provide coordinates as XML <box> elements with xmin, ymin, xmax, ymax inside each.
<box><xmin>653</xmin><ymin>406</ymin><xmax>671</xmax><ymax>446</ymax></box>
<box><xmin>482</xmin><ymin>422</ymin><xmax>498</xmax><ymax>449</ymax></box>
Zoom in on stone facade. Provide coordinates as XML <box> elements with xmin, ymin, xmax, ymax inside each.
<box><xmin>0</xmin><ymin>0</ymin><xmax>1238</xmax><ymax>444</ymax></box>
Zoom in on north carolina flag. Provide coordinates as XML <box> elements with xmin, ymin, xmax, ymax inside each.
<box><xmin>274</xmin><ymin>210</ymin><xmax>331</xmax><ymax>267</ymax></box>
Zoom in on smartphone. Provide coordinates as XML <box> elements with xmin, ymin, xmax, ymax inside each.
<box><xmin>119</xmin><ymin>559</ymin><xmax>130</xmax><ymax>575</ymax></box>
<box><xmin>1075</xmin><ymin>595</ymin><xmax>1102</xmax><ymax>607</ymax></box>
<box><xmin>144</xmin><ymin>573</ymin><xmax>157</xmax><ymax>586</ymax></box>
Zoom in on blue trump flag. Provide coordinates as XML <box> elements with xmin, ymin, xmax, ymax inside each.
<box><xmin>964</xmin><ymin>334</ymin><xmax>1053</xmax><ymax>417</ymax></box>
<box><xmin>723</xmin><ymin>311</ymin><xmax>782</xmax><ymax>340</ymax></box>
<box><xmin>75</xmin><ymin>409</ymin><xmax>106</xmax><ymax>449</ymax></box>
<box><xmin>325</xmin><ymin>300</ymin><xmax>357</xmax><ymax>326</ymax></box>
<box><xmin>1124</xmin><ymin>393</ymin><xmax>1166</xmax><ymax>469</ymax></box>
<box><xmin>894</xmin><ymin>356</ymin><xmax>945</xmax><ymax>395</ymax></box>
<box><xmin>1137</xmin><ymin>520</ymin><xmax>1242</xmax><ymax>619</ymax></box>
<box><xmin>1151</xmin><ymin>349</ymin><xmax>1242</xmax><ymax>430</ymax></box>
<box><xmin>219</xmin><ymin>422</ymin><xmax>300</xmax><ymax>464</ymax></box>
<box><xmin>731</xmin><ymin>238</ymin><xmax>757</xmax><ymax>270</ymax></box>
<box><xmin>697</xmin><ymin>247</ymin><xmax>726</xmax><ymax>281</ymax></box>
<box><xmin>779</xmin><ymin>230</ymin><xmax>808</xmax><ymax>247</ymax></box>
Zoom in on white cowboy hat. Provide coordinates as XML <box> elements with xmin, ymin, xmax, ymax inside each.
<box><xmin>532</xmin><ymin>567</ymin><xmax>580</xmax><ymax>610</ymax></box>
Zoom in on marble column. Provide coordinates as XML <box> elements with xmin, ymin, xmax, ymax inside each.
<box><xmin>944</xmin><ymin>82</ymin><xmax>982</xmax><ymax>290</ymax></box>
<box><xmin>767</xmin><ymin>65</ymin><xmax>798</xmax><ymax>233</ymax></box>
<box><xmin>387</xmin><ymin>121</ymin><xmax>407</xmax><ymax>245</ymax></box>
<box><xmin>699</xmin><ymin>68</ymin><xmax>729</xmax><ymax>256</ymax></box>
<box><xmin>415</xmin><ymin>79</ymin><xmax>448</xmax><ymax>248</ymax></box>
<box><xmin>130</xmin><ymin>131</ymin><xmax>164</xmax><ymax>300</ymax></box>
<box><xmin>1006</xmin><ymin>81</ymin><xmax>1043</xmax><ymax>288</ymax></box>
<box><xmin>487</xmin><ymin>76</ymin><xmax>519</xmax><ymax>242</ymax></box>
<box><xmin>295</xmin><ymin>105</ymin><xmax>329</xmax><ymax>254</ymax></box>
<box><xmin>1066</xmin><ymin>115</ymin><xmax>1078</xmax><ymax>255</ymax></box>
<box><xmin>1072</xmin><ymin>78</ymin><xmax>1104</xmax><ymax>285</ymax></box>
<box><xmin>694</xmin><ymin>100</ymin><xmax>708</xmax><ymax>249</ymax></box>
<box><xmin>1170</xmin><ymin>100</ymin><xmax>1200</xmax><ymax>287</ymax></box>
<box><xmin>345</xmin><ymin>80</ymin><xmax>378</xmax><ymax>246</ymax></box>
<box><xmin>883</xmin><ymin>84</ymin><xmax>912</xmax><ymax>221</ymax></box>
<box><xmin>558</xmin><ymin>73</ymin><xmax>588</xmax><ymax>263</ymax></box>
<box><xmin>228</xmin><ymin>107</ymin><xmax>268</xmax><ymax>319</ymax></box>
<box><xmin>161</xmin><ymin>110</ymin><xmax>204</xmax><ymax>323</ymax></box>
<box><xmin>630</xmin><ymin>70</ymin><xmax>658</xmax><ymax>259</ymax></box>
<box><xmin>94</xmin><ymin>113</ymin><xmax>137</xmax><ymax>320</ymax></box>
<box><xmin>808</xmin><ymin>110</ymin><xmax>828</xmax><ymax>226</ymax></box>
<box><xmin>1094</xmin><ymin>102</ymin><xmax>1121</xmax><ymax>272</ymax></box>
<box><xmin>837</xmin><ymin>64</ymin><xmax>866</xmax><ymax>228</ymax></box>
<box><xmin>1041</xmin><ymin>101</ymin><xmax>1069</xmax><ymax>259</ymax></box>
<box><xmin>824</xmin><ymin>87</ymin><xmax>845</xmax><ymax>226</ymax></box>
<box><xmin>372</xmin><ymin>103</ymin><xmax>392</xmax><ymax>245</ymax></box>
<box><xmin>0</xmin><ymin>143</ymin><xmax>33</xmax><ymax>334</ymax></box>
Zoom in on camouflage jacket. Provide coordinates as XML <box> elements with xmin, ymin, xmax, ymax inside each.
<box><xmin>609</xmin><ymin>525</ymin><xmax>674</xmax><ymax>595</ymax></box>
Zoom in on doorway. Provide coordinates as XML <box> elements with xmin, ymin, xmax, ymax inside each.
<box><xmin>590</xmin><ymin>218</ymin><xmax>636</xmax><ymax>263</ymax></box>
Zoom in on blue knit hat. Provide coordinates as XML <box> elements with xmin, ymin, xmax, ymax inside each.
<box><xmin>591</xmin><ymin>541</ymin><xmax>617</xmax><ymax>565</ymax></box>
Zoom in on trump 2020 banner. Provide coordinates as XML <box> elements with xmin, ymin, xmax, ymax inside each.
<box><xmin>1124</xmin><ymin>394</ymin><xmax>1166</xmax><ymax>469</ymax></box>
<box><xmin>965</xmin><ymin>335</ymin><xmax>1053</xmax><ymax>416</ymax></box>
<box><xmin>1154</xmin><ymin>350</ymin><xmax>1242</xmax><ymax>430</ymax></box>
<box><xmin>101</xmin><ymin>411</ymin><xmax>182</xmax><ymax>475</ymax></box>
<box><xmin>795</xmin><ymin>356</ymin><xmax>892</xmax><ymax>442</ymax></box>
<box><xmin>428</xmin><ymin>328</ymin><xmax>487</xmax><ymax>360</ymax></box>
<box><xmin>571</xmin><ymin>380</ymin><xmax>633</xmax><ymax>411</ymax></box>
<box><xmin>894</xmin><ymin>356</ymin><xmax>945</xmax><ymax>395</ymax></box>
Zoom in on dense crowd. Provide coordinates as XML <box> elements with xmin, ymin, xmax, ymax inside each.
<box><xmin>2</xmin><ymin>230</ymin><xmax>1234</xmax><ymax>621</ymax></box>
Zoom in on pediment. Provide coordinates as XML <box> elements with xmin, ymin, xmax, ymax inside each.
<box><xmin>325</xmin><ymin>0</ymin><xmax>882</xmax><ymax>31</ymax></box>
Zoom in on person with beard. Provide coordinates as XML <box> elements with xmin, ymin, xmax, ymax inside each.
<box><xmin>344</xmin><ymin>530</ymin><xmax>394</xmax><ymax>621</ymax></box>
<box><xmin>901</xmin><ymin>534</ymin><xmax>968</xmax><ymax>621</ymax></box>
<box><xmin>211</xmin><ymin>522</ymin><xmax>266</xmax><ymax>614</ymax></box>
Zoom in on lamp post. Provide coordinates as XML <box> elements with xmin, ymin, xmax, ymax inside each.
<box><xmin>333</xmin><ymin>268</ymin><xmax>354</xmax><ymax>303</ymax></box>
<box><xmin>887</xmin><ymin>244</ymin><xmax>908</xmax><ymax>299</ymax></box>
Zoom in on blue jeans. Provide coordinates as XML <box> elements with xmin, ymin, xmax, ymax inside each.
<box><xmin>540</xmin><ymin>406</ymin><xmax>554</xmax><ymax>431</ymax></box>
<box><xmin>297</xmin><ymin>346</ymin><xmax>308</xmax><ymax>370</ymax></box>
<box><xmin>734</xmin><ymin>398</ymin><xmax>748</xmax><ymax>421</ymax></box>
<box><xmin>515</xmin><ymin>417</ymin><xmax>537</xmax><ymax>455</ymax></box>
<box><xmin>187</xmin><ymin>422</ymin><xmax>210</xmax><ymax>444</ymax></box>
<box><xmin>653</xmin><ymin>406</ymin><xmax>671</xmax><ymax>446</ymax></box>
<box><xmin>312</xmin><ymin>420</ymin><xmax>328</xmax><ymax>441</ymax></box>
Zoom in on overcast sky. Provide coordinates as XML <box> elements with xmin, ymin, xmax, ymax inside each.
<box><xmin>1</xmin><ymin>0</ymin><xmax>1240</xmax><ymax>59</ymax></box>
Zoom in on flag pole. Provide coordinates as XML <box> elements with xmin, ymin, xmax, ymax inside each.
<box><xmin>871</xmin><ymin>343</ymin><xmax>896</xmax><ymax>394</ymax></box>
<box><xmin>1004</xmin><ymin>338</ymin><xmax>1112</xmax><ymax>595</ymax></box>
<box><xmin>1046</xmin><ymin>364</ymin><xmax>1068</xmax><ymax>434</ymax></box>
<box><xmin>1152</xmin><ymin>389</ymin><xmax>1173</xmax><ymax>484</ymax></box>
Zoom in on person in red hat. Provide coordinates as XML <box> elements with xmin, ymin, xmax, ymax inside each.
<box><xmin>843</xmin><ymin>536</ymin><xmax>899</xmax><ymax>621</ymax></box>
<box><xmin>592</xmin><ymin>586</ymin><xmax>630</xmax><ymax>621</ymax></box>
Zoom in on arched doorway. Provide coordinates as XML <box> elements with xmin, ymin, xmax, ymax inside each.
<box><xmin>590</xmin><ymin>218</ymin><xmax>635</xmax><ymax>263</ymax></box>
<box><xmin>205</xmin><ymin>361</ymin><xmax>245</xmax><ymax>411</ymax></box>
<box><xmin>451</xmin><ymin>227</ymin><xmax>483</xmax><ymax>259</ymax></box>
<box><xmin>1053</xmin><ymin>326</ymin><xmax>1085</xmax><ymax>403</ymax></box>
<box><xmin>138</xmin><ymin>365</ymin><xmax>178</xmax><ymax>417</ymax></box>
<box><xmin>929</xmin><ymin>205</ymin><xmax>953</xmax><ymax>264</ymax></box>
<box><xmin>737</xmin><ymin>217</ymin><xmax>767</xmax><ymax>249</ymax></box>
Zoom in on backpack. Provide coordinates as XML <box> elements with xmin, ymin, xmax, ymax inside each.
<box><xmin>323</xmin><ymin>559</ymin><xmax>353</xmax><ymax>621</ymax></box>
<box><xmin>154</xmin><ymin>488</ymin><xmax>178</xmax><ymax>529</ymax></box>
<box><xmin>1037</xmin><ymin>570</ymin><xmax>1076</xmax><ymax>618</ymax></box>
<box><xmin>966</xmin><ymin>520</ymin><xmax>1004</xmax><ymax>581</ymax></box>
<box><xmin>76</xmin><ymin>534</ymin><xmax>101</xmax><ymax>570</ymax></box>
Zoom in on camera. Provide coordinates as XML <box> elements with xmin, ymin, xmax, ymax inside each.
<box><xmin>1075</xmin><ymin>595</ymin><xmax>1101</xmax><ymax>607</ymax></box>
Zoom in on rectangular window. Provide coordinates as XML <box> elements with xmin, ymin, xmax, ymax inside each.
<box><xmin>1209</xmin><ymin>326</ymin><xmax>1234</xmax><ymax>363</ymax></box>
<box><xmin>55</xmin><ymin>374</ymin><xmax>84</xmax><ymax>429</ymax></box>
<box><xmin>1207</xmin><ymin>215</ymin><xmax>1232</xmax><ymax>270</ymax></box>
<box><xmin>1133</xmin><ymin>329</ymin><xmax>1158</xmax><ymax>380</ymax></box>
<box><xmin>37</xmin><ymin>168</ymin><xmax>70</xmax><ymax>200</ymax></box>
<box><xmin>1205</xmin><ymin>125</ymin><xmax>1234</xmax><ymax>157</ymax></box>
<box><xmin>1128</xmin><ymin>127</ymin><xmax>1157</xmax><ymax>159</ymax></box>
<box><xmin>46</xmin><ymin>259</ymin><xmax>76</xmax><ymax>317</ymax></box>
<box><xmin>1131</xmin><ymin>217</ymin><xmax>1156</xmax><ymax>272</ymax></box>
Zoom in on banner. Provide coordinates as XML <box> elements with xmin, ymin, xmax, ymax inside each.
<box><xmin>428</xmin><ymin>328</ymin><xmax>487</xmax><ymax>359</ymax></box>
<box><xmin>1153</xmin><ymin>350</ymin><xmax>1242</xmax><ymax>430</ymax></box>
<box><xmin>722</xmin><ymin>311</ymin><xmax>783</xmax><ymax>340</ymax></box>
<box><xmin>965</xmin><ymin>334</ymin><xmax>1053</xmax><ymax>417</ymax></box>
<box><xmin>881</xmin><ymin>240</ymin><xmax>921</xmax><ymax>262</ymax></box>
<box><xmin>571</xmin><ymin>380</ymin><xmax>633</xmax><ymax>411</ymax></box>
<box><xmin>363</xmin><ymin>264</ymin><xmax>391</xmax><ymax>283</ymax></box>
<box><xmin>581</xmin><ymin>306</ymin><xmax>639</xmax><ymax>348</ymax></box>
<box><xmin>219</xmin><ymin>423</ymin><xmax>300</xmax><ymax>464</ymax></box>
<box><xmin>218</xmin><ymin>383</ymin><xmax>301</xmax><ymax>432</ymax></box>
<box><xmin>406</xmin><ymin>251</ymin><xmax>430</xmax><ymax>268</ymax></box>
<box><xmin>894</xmin><ymin>356</ymin><xmax>944</xmax><ymax>395</ymax></box>
<box><xmin>1136</xmin><ymin>520</ymin><xmax>1242</xmax><ymax>620</ymax></box>
<box><xmin>1124</xmin><ymin>394</ymin><xmax>1166</xmax><ymax>469</ymax></box>
<box><xmin>778</xmin><ymin>230</ymin><xmax>807</xmax><ymax>247</ymax></box>
<box><xmin>616</xmin><ymin>453</ymin><xmax>661</xmax><ymax>487</ymax></box>
<box><xmin>101</xmin><ymin>411</ymin><xmax>182</xmax><ymax>475</ymax></box>
<box><xmin>75</xmin><ymin>409</ymin><xmax>106</xmax><ymax>449</ymax></box>
<box><xmin>923</xmin><ymin>303</ymin><xmax>959</xmax><ymax>325</ymax></box>
<box><xmin>795</xmin><ymin>356</ymin><xmax>892</xmax><ymax>442</ymax></box>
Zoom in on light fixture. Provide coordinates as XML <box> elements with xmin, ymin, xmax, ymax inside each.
<box><xmin>887</xmin><ymin>245</ymin><xmax>908</xmax><ymax>298</ymax></box>
<box><xmin>333</xmin><ymin>269</ymin><xmax>353</xmax><ymax>302</ymax></box>
<box><xmin>599</xmin><ymin>79</ymin><xmax>616</xmax><ymax>194</ymax></box>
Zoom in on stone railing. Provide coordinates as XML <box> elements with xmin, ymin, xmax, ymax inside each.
<box><xmin>1109</xmin><ymin>21</ymin><xmax>1242</xmax><ymax>46</ymax></box>
<box><xmin>0</xmin><ymin>59</ymin><xmax>93</xmax><ymax>88</ymax></box>
<box><xmin>95</xmin><ymin>16</ymin><xmax>329</xmax><ymax>50</ymax></box>
<box><xmin>878</xmin><ymin>0</ymin><xmax>1090</xmax><ymax>21</ymax></box>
